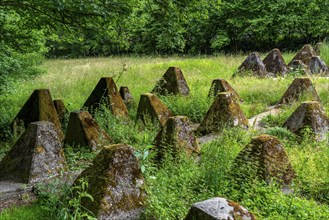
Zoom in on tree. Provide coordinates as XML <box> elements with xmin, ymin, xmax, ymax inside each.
<box><xmin>209</xmin><ymin>0</ymin><xmax>329</xmax><ymax>52</ymax></box>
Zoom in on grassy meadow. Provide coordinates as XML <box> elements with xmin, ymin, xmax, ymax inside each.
<box><xmin>0</xmin><ymin>50</ymin><xmax>329</xmax><ymax>219</ymax></box>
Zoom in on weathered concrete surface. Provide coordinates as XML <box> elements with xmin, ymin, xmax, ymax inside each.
<box><xmin>152</xmin><ymin>67</ymin><xmax>190</xmax><ymax>96</ymax></box>
<box><xmin>73</xmin><ymin>144</ymin><xmax>145</xmax><ymax>220</ymax></box>
<box><xmin>153</xmin><ymin>116</ymin><xmax>199</xmax><ymax>160</ymax></box>
<box><xmin>136</xmin><ymin>93</ymin><xmax>173</xmax><ymax>126</ymax></box>
<box><xmin>0</xmin><ymin>181</ymin><xmax>36</xmax><ymax>212</ymax></box>
<box><xmin>234</xmin><ymin>52</ymin><xmax>266</xmax><ymax>77</ymax></box>
<box><xmin>263</xmin><ymin>48</ymin><xmax>288</xmax><ymax>76</ymax></box>
<box><xmin>185</xmin><ymin>197</ymin><xmax>255</xmax><ymax>220</ymax></box>
<box><xmin>283</xmin><ymin>101</ymin><xmax>329</xmax><ymax>141</ymax></box>
<box><xmin>11</xmin><ymin>89</ymin><xmax>64</xmax><ymax>141</ymax></box>
<box><xmin>277</xmin><ymin>77</ymin><xmax>321</xmax><ymax>105</ymax></box>
<box><xmin>119</xmin><ymin>86</ymin><xmax>135</xmax><ymax>109</ymax></box>
<box><xmin>208</xmin><ymin>78</ymin><xmax>242</xmax><ymax>101</ymax></box>
<box><xmin>288</xmin><ymin>44</ymin><xmax>316</xmax><ymax>66</ymax></box>
<box><xmin>233</xmin><ymin>134</ymin><xmax>296</xmax><ymax>185</ymax></box>
<box><xmin>309</xmin><ymin>56</ymin><xmax>328</xmax><ymax>75</ymax></box>
<box><xmin>288</xmin><ymin>60</ymin><xmax>309</xmax><ymax>74</ymax></box>
<box><xmin>53</xmin><ymin>99</ymin><xmax>68</xmax><ymax>125</ymax></box>
<box><xmin>197</xmin><ymin>92</ymin><xmax>249</xmax><ymax>136</ymax></box>
<box><xmin>83</xmin><ymin>77</ymin><xmax>128</xmax><ymax>117</ymax></box>
<box><xmin>64</xmin><ymin>111</ymin><xmax>112</xmax><ymax>151</ymax></box>
<box><xmin>249</xmin><ymin>106</ymin><xmax>281</xmax><ymax>130</ymax></box>
<box><xmin>0</xmin><ymin>122</ymin><xmax>67</xmax><ymax>184</ymax></box>
<box><xmin>0</xmin><ymin>170</ymin><xmax>81</xmax><ymax>211</ymax></box>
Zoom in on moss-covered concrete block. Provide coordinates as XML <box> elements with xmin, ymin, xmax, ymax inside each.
<box><xmin>283</xmin><ymin>101</ymin><xmax>329</xmax><ymax>140</ymax></box>
<box><xmin>0</xmin><ymin>122</ymin><xmax>66</xmax><ymax>184</ymax></box>
<box><xmin>83</xmin><ymin>77</ymin><xmax>128</xmax><ymax>117</ymax></box>
<box><xmin>288</xmin><ymin>60</ymin><xmax>310</xmax><ymax>74</ymax></box>
<box><xmin>197</xmin><ymin>92</ymin><xmax>249</xmax><ymax>136</ymax></box>
<box><xmin>119</xmin><ymin>86</ymin><xmax>135</xmax><ymax>109</ymax></box>
<box><xmin>64</xmin><ymin>111</ymin><xmax>112</xmax><ymax>151</ymax></box>
<box><xmin>11</xmin><ymin>89</ymin><xmax>64</xmax><ymax>141</ymax></box>
<box><xmin>136</xmin><ymin>93</ymin><xmax>173</xmax><ymax>126</ymax></box>
<box><xmin>152</xmin><ymin>67</ymin><xmax>190</xmax><ymax>96</ymax></box>
<box><xmin>208</xmin><ymin>78</ymin><xmax>242</xmax><ymax>101</ymax></box>
<box><xmin>288</xmin><ymin>44</ymin><xmax>316</xmax><ymax>66</ymax></box>
<box><xmin>263</xmin><ymin>48</ymin><xmax>288</xmax><ymax>76</ymax></box>
<box><xmin>185</xmin><ymin>197</ymin><xmax>255</xmax><ymax>220</ymax></box>
<box><xmin>153</xmin><ymin>116</ymin><xmax>199</xmax><ymax>161</ymax></box>
<box><xmin>309</xmin><ymin>56</ymin><xmax>328</xmax><ymax>75</ymax></box>
<box><xmin>233</xmin><ymin>134</ymin><xmax>296</xmax><ymax>185</ymax></box>
<box><xmin>53</xmin><ymin>99</ymin><xmax>68</xmax><ymax>125</ymax></box>
<box><xmin>277</xmin><ymin>77</ymin><xmax>321</xmax><ymax>105</ymax></box>
<box><xmin>73</xmin><ymin>144</ymin><xmax>145</xmax><ymax>220</ymax></box>
<box><xmin>234</xmin><ymin>52</ymin><xmax>266</xmax><ymax>77</ymax></box>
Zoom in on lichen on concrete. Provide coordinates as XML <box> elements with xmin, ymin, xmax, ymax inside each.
<box><xmin>119</xmin><ymin>86</ymin><xmax>135</xmax><ymax>109</ymax></box>
<box><xmin>153</xmin><ymin>116</ymin><xmax>200</xmax><ymax>161</ymax></box>
<box><xmin>53</xmin><ymin>99</ymin><xmax>68</xmax><ymax>125</ymax></box>
<box><xmin>73</xmin><ymin>144</ymin><xmax>145</xmax><ymax>220</ymax></box>
<box><xmin>263</xmin><ymin>48</ymin><xmax>288</xmax><ymax>76</ymax></box>
<box><xmin>184</xmin><ymin>197</ymin><xmax>255</xmax><ymax>220</ymax></box>
<box><xmin>234</xmin><ymin>52</ymin><xmax>267</xmax><ymax>77</ymax></box>
<box><xmin>283</xmin><ymin>101</ymin><xmax>329</xmax><ymax>141</ymax></box>
<box><xmin>0</xmin><ymin>122</ymin><xmax>67</xmax><ymax>184</ymax></box>
<box><xmin>197</xmin><ymin>92</ymin><xmax>249</xmax><ymax>136</ymax></box>
<box><xmin>232</xmin><ymin>134</ymin><xmax>296</xmax><ymax>186</ymax></box>
<box><xmin>288</xmin><ymin>44</ymin><xmax>316</xmax><ymax>66</ymax></box>
<box><xmin>11</xmin><ymin>89</ymin><xmax>64</xmax><ymax>141</ymax></box>
<box><xmin>277</xmin><ymin>77</ymin><xmax>321</xmax><ymax>105</ymax></box>
<box><xmin>208</xmin><ymin>78</ymin><xmax>242</xmax><ymax>101</ymax></box>
<box><xmin>83</xmin><ymin>77</ymin><xmax>128</xmax><ymax>117</ymax></box>
<box><xmin>65</xmin><ymin>111</ymin><xmax>112</xmax><ymax>151</ymax></box>
<box><xmin>152</xmin><ymin>67</ymin><xmax>190</xmax><ymax>96</ymax></box>
<box><xmin>288</xmin><ymin>60</ymin><xmax>310</xmax><ymax>75</ymax></box>
<box><xmin>309</xmin><ymin>56</ymin><xmax>329</xmax><ymax>75</ymax></box>
<box><xmin>136</xmin><ymin>93</ymin><xmax>173</xmax><ymax>126</ymax></box>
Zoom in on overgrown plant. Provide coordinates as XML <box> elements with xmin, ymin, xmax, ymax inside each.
<box><xmin>36</xmin><ymin>177</ymin><xmax>96</xmax><ymax>220</ymax></box>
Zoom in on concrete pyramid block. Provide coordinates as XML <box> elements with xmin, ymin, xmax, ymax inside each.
<box><xmin>283</xmin><ymin>101</ymin><xmax>329</xmax><ymax>140</ymax></box>
<box><xmin>83</xmin><ymin>77</ymin><xmax>128</xmax><ymax>117</ymax></box>
<box><xmin>153</xmin><ymin>116</ymin><xmax>200</xmax><ymax>160</ymax></box>
<box><xmin>119</xmin><ymin>86</ymin><xmax>135</xmax><ymax>109</ymax></box>
<box><xmin>11</xmin><ymin>89</ymin><xmax>64</xmax><ymax>141</ymax></box>
<box><xmin>152</xmin><ymin>67</ymin><xmax>190</xmax><ymax>96</ymax></box>
<box><xmin>73</xmin><ymin>144</ymin><xmax>145</xmax><ymax>220</ymax></box>
<box><xmin>64</xmin><ymin>111</ymin><xmax>111</xmax><ymax>151</ymax></box>
<box><xmin>136</xmin><ymin>93</ymin><xmax>173</xmax><ymax>126</ymax></box>
<box><xmin>263</xmin><ymin>48</ymin><xmax>288</xmax><ymax>76</ymax></box>
<box><xmin>288</xmin><ymin>59</ymin><xmax>309</xmax><ymax>74</ymax></box>
<box><xmin>0</xmin><ymin>122</ymin><xmax>66</xmax><ymax>184</ymax></box>
<box><xmin>53</xmin><ymin>99</ymin><xmax>68</xmax><ymax>124</ymax></box>
<box><xmin>197</xmin><ymin>92</ymin><xmax>249</xmax><ymax>135</ymax></box>
<box><xmin>235</xmin><ymin>52</ymin><xmax>266</xmax><ymax>77</ymax></box>
<box><xmin>233</xmin><ymin>134</ymin><xmax>295</xmax><ymax>185</ymax></box>
<box><xmin>185</xmin><ymin>197</ymin><xmax>255</xmax><ymax>220</ymax></box>
<box><xmin>309</xmin><ymin>56</ymin><xmax>328</xmax><ymax>75</ymax></box>
<box><xmin>208</xmin><ymin>78</ymin><xmax>242</xmax><ymax>101</ymax></box>
<box><xmin>277</xmin><ymin>77</ymin><xmax>321</xmax><ymax>105</ymax></box>
<box><xmin>288</xmin><ymin>44</ymin><xmax>316</xmax><ymax>66</ymax></box>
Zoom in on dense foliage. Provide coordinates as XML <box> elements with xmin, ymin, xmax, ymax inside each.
<box><xmin>1</xmin><ymin>0</ymin><xmax>328</xmax><ymax>91</ymax></box>
<box><xmin>1</xmin><ymin>0</ymin><xmax>328</xmax><ymax>57</ymax></box>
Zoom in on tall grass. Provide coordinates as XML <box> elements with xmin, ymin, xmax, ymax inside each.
<box><xmin>0</xmin><ymin>50</ymin><xmax>329</xmax><ymax>219</ymax></box>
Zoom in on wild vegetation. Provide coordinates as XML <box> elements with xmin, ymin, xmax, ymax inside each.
<box><xmin>0</xmin><ymin>49</ymin><xmax>329</xmax><ymax>219</ymax></box>
<box><xmin>0</xmin><ymin>0</ymin><xmax>329</xmax><ymax>219</ymax></box>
